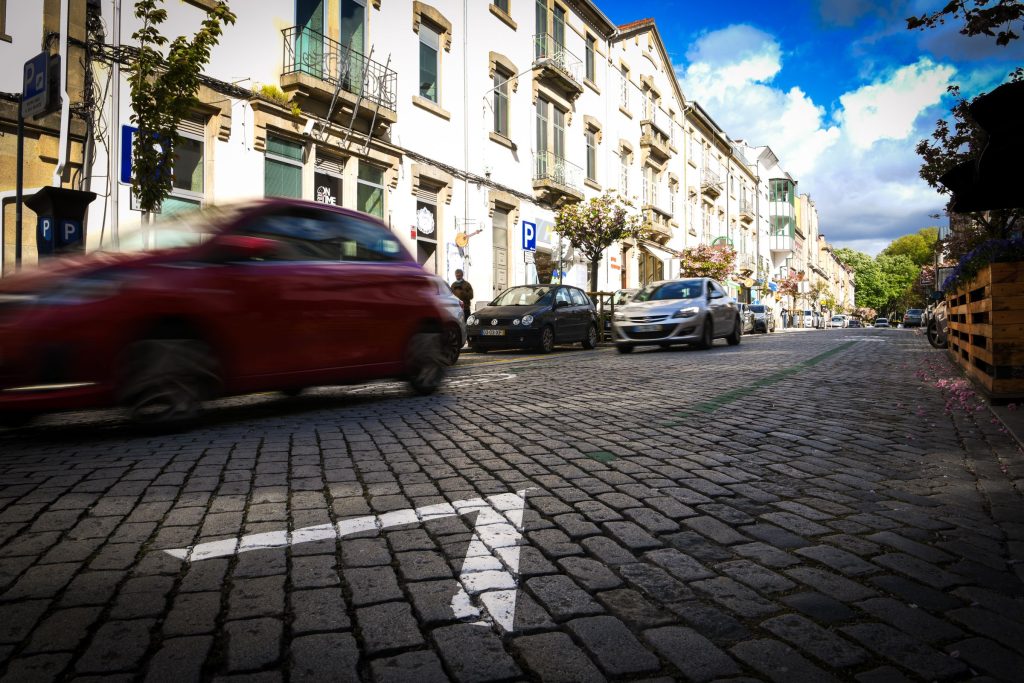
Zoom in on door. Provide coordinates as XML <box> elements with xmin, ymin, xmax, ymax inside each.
<box><xmin>552</xmin><ymin>5</ymin><xmax>566</xmax><ymax>49</ymax></box>
<box><xmin>569</xmin><ymin>288</ymin><xmax>594</xmax><ymax>341</ymax></box>
<box><xmin>707</xmin><ymin>282</ymin><xmax>731</xmax><ymax>334</ymax></box>
<box><xmin>295</xmin><ymin>0</ymin><xmax>325</xmax><ymax>79</ymax></box>
<box><xmin>536</xmin><ymin>99</ymin><xmax>549</xmax><ymax>177</ymax></box>
<box><xmin>553</xmin><ymin>287</ymin><xmax>576</xmax><ymax>341</ymax></box>
<box><xmin>493</xmin><ymin>209</ymin><xmax>509</xmax><ymax>298</ymax></box>
<box><xmin>340</xmin><ymin>0</ymin><xmax>366</xmax><ymax>90</ymax></box>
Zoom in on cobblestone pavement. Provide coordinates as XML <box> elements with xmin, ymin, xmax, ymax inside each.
<box><xmin>1</xmin><ymin>328</ymin><xmax>1023</xmax><ymax>682</ymax></box>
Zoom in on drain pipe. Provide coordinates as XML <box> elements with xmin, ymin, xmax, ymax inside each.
<box><xmin>52</xmin><ymin>0</ymin><xmax>71</xmax><ymax>186</ymax></box>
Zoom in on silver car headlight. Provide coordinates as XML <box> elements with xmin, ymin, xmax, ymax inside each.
<box><xmin>512</xmin><ymin>318</ymin><xmax>521</xmax><ymax>326</ymax></box>
<box><xmin>521</xmin><ymin>314</ymin><xmax>534</xmax><ymax>326</ymax></box>
<box><xmin>613</xmin><ymin>312</ymin><xmax>625</xmax><ymax>321</ymax></box>
<box><xmin>672</xmin><ymin>306</ymin><xmax>700</xmax><ymax>319</ymax></box>
<box><xmin>466</xmin><ymin>315</ymin><xmax>478</xmax><ymax>326</ymax></box>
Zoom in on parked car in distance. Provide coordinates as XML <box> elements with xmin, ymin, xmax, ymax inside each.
<box><xmin>848</xmin><ymin>319</ymin><xmax>863</xmax><ymax>328</ymax></box>
<box><xmin>749</xmin><ymin>304</ymin><xmax>775</xmax><ymax>333</ymax></box>
<box><xmin>466</xmin><ymin>284</ymin><xmax>598</xmax><ymax>353</ymax></box>
<box><xmin>737</xmin><ymin>303</ymin><xmax>757</xmax><ymax>334</ymax></box>
<box><xmin>0</xmin><ymin>199</ymin><xmax>449</xmax><ymax>427</ymax></box>
<box><xmin>431</xmin><ymin>277</ymin><xmax>467</xmax><ymax>365</ymax></box>
<box><xmin>903</xmin><ymin>308</ymin><xmax>924</xmax><ymax>328</ymax></box>
<box><xmin>613</xmin><ymin>278</ymin><xmax>742</xmax><ymax>353</ymax></box>
<box><xmin>831</xmin><ymin>315</ymin><xmax>847</xmax><ymax>328</ymax></box>
<box><xmin>803</xmin><ymin>310</ymin><xmax>815</xmax><ymax>328</ymax></box>
<box><xmin>601</xmin><ymin>288</ymin><xmax>638</xmax><ymax>332</ymax></box>
<box><xmin>874</xmin><ymin>317</ymin><xmax>891</xmax><ymax>328</ymax></box>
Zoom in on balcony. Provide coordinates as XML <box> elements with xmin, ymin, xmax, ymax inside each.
<box><xmin>281</xmin><ymin>26</ymin><xmax>398</xmax><ymax>133</ymax></box>
<box><xmin>533</xmin><ymin>151</ymin><xmax>584</xmax><ymax>206</ymax></box>
<box><xmin>533</xmin><ymin>33</ymin><xmax>584</xmax><ymax>101</ymax></box>
<box><xmin>640</xmin><ymin>122</ymin><xmax>671</xmax><ymax>164</ymax></box>
<box><xmin>701</xmin><ymin>167</ymin><xmax>723</xmax><ymax>199</ymax></box>
<box><xmin>770</xmin><ymin>231</ymin><xmax>795</xmax><ymax>254</ymax></box>
<box><xmin>737</xmin><ymin>254</ymin><xmax>756</xmax><ymax>274</ymax></box>
<box><xmin>739</xmin><ymin>198</ymin><xmax>754</xmax><ymax>223</ymax></box>
<box><xmin>643</xmin><ymin>205</ymin><xmax>673</xmax><ymax>242</ymax></box>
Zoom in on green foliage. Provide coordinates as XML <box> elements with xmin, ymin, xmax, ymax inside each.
<box><xmin>907</xmin><ymin>0</ymin><xmax>1023</xmax><ymax>46</ymax></box>
<box><xmin>881</xmin><ymin>227</ymin><xmax>939</xmax><ymax>267</ymax></box>
<box><xmin>254</xmin><ymin>83</ymin><xmax>302</xmax><ymax>117</ymax></box>
<box><xmin>128</xmin><ymin>0</ymin><xmax>236</xmax><ymax>214</ymax></box>
<box><xmin>554</xmin><ymin>193</ymin><xmax>648</xmax><ymax>291</ymax></box>
<box><xmin>677</xmin><ymin>243</ymin><xmax>736</xmax><ymax>282</ymax></box>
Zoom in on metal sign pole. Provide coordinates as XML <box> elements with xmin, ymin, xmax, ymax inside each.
<box><xmin>15</xmin><ymin>100</ymin><xmax>24</xmax><ymax>270</ymax></box>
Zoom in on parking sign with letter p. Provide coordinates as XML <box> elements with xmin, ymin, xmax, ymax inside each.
<box><xmin>522</xmin><ymin>221</ymin><xmax>536</xmax><ymax>252</ymax></box>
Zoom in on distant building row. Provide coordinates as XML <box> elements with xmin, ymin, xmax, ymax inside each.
<box><xmin>0</xmin><ymin>0</ymin><xmax>853</xmax><ymax>312</ymax></box>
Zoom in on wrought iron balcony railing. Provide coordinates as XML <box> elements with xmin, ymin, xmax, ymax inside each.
<box><xmin>740</xmin><ymin>197</ymin><xmax>755</xmax><ymax>217</ymax></box>
<box><xmin>282</xmin><ymin>26</ymin><xmax>397</xmax><ymax>112</ymax></box>
<box><xmin>534</xmin><ymin>150</ymin><xmax>583</xmax><ymax>192</ymax></box>
<box><xmin>532</xmin><ymin>33</ymin><xmax>584</xmax><ymax>86</ymax></box>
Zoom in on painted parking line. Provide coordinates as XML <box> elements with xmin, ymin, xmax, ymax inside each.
<box><xmin>663</xmin><ymin>340</ymin><xmax>859</xmax><ymax>424</ymax></box>
<box><xmin>165</xmin><ymin>490</ymin><xmax>532</xmax><ymax>632</ymax></box>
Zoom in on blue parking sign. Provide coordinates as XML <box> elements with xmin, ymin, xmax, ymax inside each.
<box><xmin>522</xmin><ymin>221</ymin><xmax>537</xmax><ymax>252</ymax></box>
<box><xmin>22</xmin><ymin>52</ymin><xmax>49</xmax><ymax>118</ymax></box>
<box><xmin>56</xmin><ymin>219</ymin><xmax>83</xmax><ymax>247</ymax></box>
<box><xmin>37</xmin><ymin>217</ymin><xmax>55</xmax><ymax>254</ymax></box>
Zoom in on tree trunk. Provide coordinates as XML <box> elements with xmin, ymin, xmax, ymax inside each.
<box><xmin>589</xmin><ymin>257</ymin><xmax>601</xmax><ymax>294</ymax></box>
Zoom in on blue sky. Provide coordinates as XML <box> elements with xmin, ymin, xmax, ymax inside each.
<box><xmin>598</xmin><ymin>0</ymin><xmax>1023</xmax><ymax>254</ymax></box>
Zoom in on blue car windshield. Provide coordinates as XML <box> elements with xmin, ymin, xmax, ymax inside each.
<box><xmin>634</xmin><ymin>280</ymin><xmax>704</xmax><ymax>302</ymax></box>
<box><xmin>492</xmin><ymin>286</ymin><xmax>554</xmax><ymax>306</ymax></box>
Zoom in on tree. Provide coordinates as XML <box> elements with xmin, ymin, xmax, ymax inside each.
<box><xmin>128</xmin><ymin>0</ymin><xmax>236</xmax><ymax>215</ymax></box>
<box><xmin>881</xmin><ymin>227</ymin><xmax>939</xmax><ymax>267</ymax></box>
<box><xmin>907</xmin><ymin>0</ymin><xmax>1024</xmax><ymax>46</ymax></box>
<box><xmin>876</xmin><ymin>253</ymin><xmax>921</xmax><ymax>311</ymax></box>
<box><xmin>554</xmin><ymin>193</ymin><xmax>647</xmax><ymax>292</ymax></box>
<box><xmin>677</xmin><ymin>244</ymin><xmax>736</xmax><ymax>282</ymax></box>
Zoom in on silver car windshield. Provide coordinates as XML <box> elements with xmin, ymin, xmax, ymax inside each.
<box><xmin>492</xmin><ymin>286</ymin><xmax>554</xmax><ymax>306</ymax></box>
<box><xmin>633</xmin><ymin>280</ymin><xmax>704</xmax><ymax>302</ymax></box>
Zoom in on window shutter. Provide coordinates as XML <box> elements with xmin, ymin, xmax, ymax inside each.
<box><xmin>178</xmin><ymin>115</ymin><xmax>206</xmax><ymax>139</ymax></box>
<box><xmin>316</xmin><ymin>155</ymin><xmax>344</xmax><ymax>177</ymax></box>
<box><xmin>414</xmin><ymin>187</ymin><xmax>439</xmax><ymax>204</ymax></box>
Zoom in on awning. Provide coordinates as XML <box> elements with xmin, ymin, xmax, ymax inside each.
<box><xmin>639</xmin><ymin>240</ymin><xmax>680</xmax><ymax>260</ymax></box>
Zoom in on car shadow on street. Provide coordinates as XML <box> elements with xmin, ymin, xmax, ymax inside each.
<box><xmin>0</xmin><ymin>387</ymin><xmax>461</xmax><ymax>445</ymax></box>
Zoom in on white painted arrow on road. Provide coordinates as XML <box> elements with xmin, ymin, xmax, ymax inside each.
<box><xmin>164</xmin><ymin>489</ymin><xmax>531</xmax><ymax>632</ymax></box>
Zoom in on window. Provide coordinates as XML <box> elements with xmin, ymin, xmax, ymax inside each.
<box><xmin>643</xmin><ymin>166</ymin><xmax>657</xmax><ymax>207</ymax></box>
<box><xmin>163</xmin><ymin>127</ymin><xmax>204</xmax><ymax>216</ymax></box>
<box><xmin>240</xmin><ymin>208</ymin><xmax>402</xmax><ymax>262</ymax></box>
<box><xmin>493</xmin><ymin>70</ymin><xmax>510</xmax><ymax>137</ymax></box>
<box><xmin>536</xmin><ymin>97</ymin><xmax>565</xmax><ymax>158</ymax></box>
<box><xmin>357</xmin><ymin>162</ymin><xmax>385</xmax><ymax>218</ymax></box>
<box><xmin>314</xmin><ymin>156</ymin><xmax>344</xmax><ymax>206</ymax></box>
<box><xmin>585</xmin><ymin>129</ymin><xmax>596</xmax><ymax>181</ymax></box>
<box><xmin>569</xmin><ymin>288</ymin><xmax>589</xmax><ymax>306</ymax></box>
<box><xmin>555</xmin><ymin>287</ymin><xmax>572</xmax><ymax>305</ymax></box>
<box><xmin>534</xmin><ymin>0</ymin><xmax>546</xmax><ymax>58</ymax></box>
<box><xmin>265</xmin><ymin>135</ymin><xmax>303</xmax><ymax>199</ymax></box>
<box><xmin>585</xmin><ymin>35</ymin><xmax>596</xmax><ymax>83</ymax></box>
<box><xmin>419</xmin><ymin>24</ymin><xmax>440</xmax><ymax>102</ymax></box>
<box><xmin>620</xmin><ymin>66</ymin><xmax>629</xmax><ymax>109</ymax></box>
<box><xmin>552</xmin><ymin>5</ymin><xmax>565</xmax><ymax>47</ymax></box>
<box><xmin>619</xmin><ymin>152</ymin><xmax>628</xmax><ymax>195</ymax></box>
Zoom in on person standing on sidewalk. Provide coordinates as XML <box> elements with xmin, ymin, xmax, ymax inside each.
<box><xmin>450</xmin><ymin>269</ymin><xmax>474</xmax><ymax>321</ymax></box>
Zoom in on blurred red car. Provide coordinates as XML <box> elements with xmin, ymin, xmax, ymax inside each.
<box><xmin>0</xmin><ymin>199</ymin><xmax>449</xmax><ymax>426</ymax></box>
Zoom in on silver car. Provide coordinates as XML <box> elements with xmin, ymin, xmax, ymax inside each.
<box><xmin>612</xmin><ymin>278</ymin><xmax>743</xmax><ymax>353</ymax></box>
<box><xmin>431</xmin><ymin>277</ymin><xmax>467</xmax><ymax>365</ymax></box>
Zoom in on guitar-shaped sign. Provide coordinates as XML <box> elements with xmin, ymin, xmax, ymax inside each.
<box><xmin>454</xmin><ymin>228</ymin><xmax>483</xmax><ymax>249</ymax></box>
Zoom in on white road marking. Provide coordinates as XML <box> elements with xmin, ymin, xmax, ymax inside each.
<box><xmin>164</xmin><ymin>489</ymin><xmax>531</xmax><ymax>632</ymax></box>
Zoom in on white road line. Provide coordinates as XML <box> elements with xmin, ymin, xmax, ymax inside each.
<box><xmin>164</xmin><ymin>489</ymin><xmax>531</xmax><ymax>632</ymax></box>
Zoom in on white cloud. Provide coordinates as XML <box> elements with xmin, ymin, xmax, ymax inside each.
<box><xmin>838</xmin><ymin>59</ymin><xmax>955</xmax><ymax>148</ymax></box>
<box><xmin>676</xmin><ymin>25</ymin><xmax>957</xmax><ymax>253</ymax></box>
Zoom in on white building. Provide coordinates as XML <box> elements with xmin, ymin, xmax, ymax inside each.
<box><xmin>25</xmin><ymin>0</ymin><xmax>840</xmax><ymax>313</ymax></box>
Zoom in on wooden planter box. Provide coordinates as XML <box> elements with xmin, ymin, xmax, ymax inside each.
<box><xmin>946</xmin><ymin>261</ymin><xmax>1024</xmax><ymax>399</ymax></box>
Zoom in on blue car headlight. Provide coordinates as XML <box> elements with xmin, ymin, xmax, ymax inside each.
<box><xmin>521</xmin><ymin>314</ymin><xmax>534</xmax><ymax>326</ymax></box>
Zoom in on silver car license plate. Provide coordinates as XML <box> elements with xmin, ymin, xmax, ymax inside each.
<box><xmin>481</xmin><ymin>329</ymin><xmax>505</xmax><ymax>336</ymax></box>
<box><xmin>633</xmin><ymin>324</ymin><xmax>662</xmax><ymax>332</ymax></box>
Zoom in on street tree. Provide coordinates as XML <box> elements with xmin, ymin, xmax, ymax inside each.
<box><xmin>677</xmin><ymin>243</ymin><xmax>736</xmax><ymax>282</ymax></box>
<box><xmin>554</xmin><ymin>193</ymin><xmax>647</xmax><ymax>292</ymax></box>
<box><xmin>881</xmin><ymin>227</ymin><xmax>939</xmax><ymax>266</ymax></box>
<box><xmin>907</xmin><ymin>0</ymin><xmax>1024</xmax><ymax>46</ymax></box>
<box><xmin>128</xmin><ymin>0</ymin><xmax>236</xmax><ymax>216</ymax></box>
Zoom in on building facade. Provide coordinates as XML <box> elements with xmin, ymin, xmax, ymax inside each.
<box><xmin>1</xmin><ymin>0</ymin><xmax>853</xmax><ymax>314</ymax></box>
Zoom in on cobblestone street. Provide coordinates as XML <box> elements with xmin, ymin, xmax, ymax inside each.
<box><xmin>1</xmin><ymin>328</ymin><xmax>1022</xmax><ymax>682</ymax></box>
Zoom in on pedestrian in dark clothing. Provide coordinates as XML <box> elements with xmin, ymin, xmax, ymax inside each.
<box><xmin>450</xmin><ymin>269</ymin><xmax>474</xmax><ymax>321</ymax></box>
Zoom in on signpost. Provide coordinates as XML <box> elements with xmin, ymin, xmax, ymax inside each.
<box><xmin>17</xmin><ymin>52</ymin><xmax>61</xmax><ymax>268</ymax></box>
<box><xmin>521</xmin><ymin>221</ymin><xmax>536</xmax><ymax>252</ymax></box>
